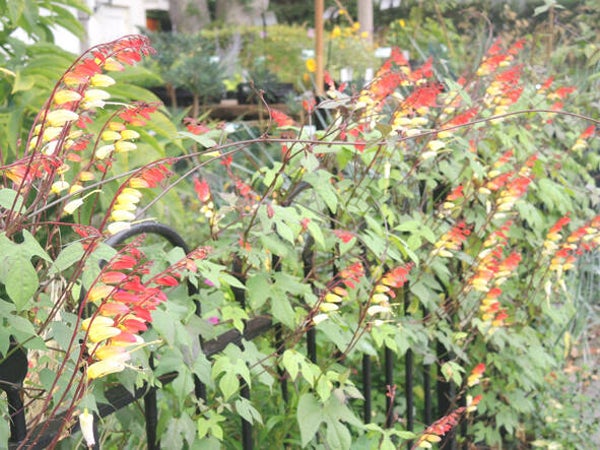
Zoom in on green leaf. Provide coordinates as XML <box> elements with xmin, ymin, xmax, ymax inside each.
<box><xmin>11</xmin><ymin>71</ymin><xmax>35</xmax><ymax>93</ymax></box>
<box><xmin>297</xmin><ymin>393</ymin><xmax>323</xmax><ymax>447</ymax></box>
<box><xmin>281</xmin><ymin>349</ymin><xmax>302</xmax><ymax>381</ymax></box>
<box><xmin>178</xmin><ymin>130</ymin><xmax>217</xmax><ymax>148</ymax></box>
<box><xmin>219</xmin><ymin>371</ymin><xmax>239</xmax><ymax>400</ymax></box>
<box><xmin>271</xmin><ymin>295</ymin><xmax>295</xmax><ymax>329</ymax></box>
<box><xmin>49</xmin><ymin>242</ymin><xmax>84</xmax><ymax>275</ymax></box>
<box><xmin>235</xmin><ymin>397</ymin><xmax>263</xmax><ymax>425</ymax></box>
<box><xmin>246</xmin><ymin>273</ymin><xmax>271</xmax><ymax>309</ymax></box>
<box><xmin>441</xmin><ymin>361</ymin><xmax>464</xmax><ymax>386</ymax></box>
<box><xmin>221</xmin><ymin>305</ymin><xmax>248</xmax><ymax>332</ymax></box>
<box><xmin>5</xmin><ymin>254</ymin><xmax>38</xmax><ymax>310</ymax></box>
<box><xmin>0</xmin><ymin>188</ymin><xmax>24</xmax><ymax>211</ymax></box>
<box><xmin>325</xmin><ymin>419</ymin><xmax>351</xmax><ymax>450</ymax></box>
<box><xmin>316</xmin><ymin>376</ymin><xmax>332</xmax><ymax>402</ymax></box>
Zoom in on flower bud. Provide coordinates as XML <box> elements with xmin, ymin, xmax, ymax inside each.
<box><xmin>47</xmin><ymin>109</ymin><xmax>79</xmax><ymax>127</ymax></box>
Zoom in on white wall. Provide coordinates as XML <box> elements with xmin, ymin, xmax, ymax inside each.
<box><xmin>53</xmin><ymin>0</ymin><xmax>169</xmax><ymax>55</ymax></box>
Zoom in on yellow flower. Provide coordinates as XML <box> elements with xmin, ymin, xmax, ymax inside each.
<box><xmin>305</xmin><ymin>58</ymin><xmax>317</xmax><ymax>73</ymax></box>
<box><xmin>95</xmin><ymin>144</ymin><xmax>115</xmax><ymax>159</ymax></box>
<box><xmin>371</xmin><ymin>293</ymin><xmax>389</xmax><ymax>304</ymax></box>
<box><xmin>324</xmin><ymin>293</ymin><xmax>342</xmax><ymax>303</ymax></box>
<box><xmin>86</xmin><ymin>358</ymin><xmax>126</xmax><ymax>379</ymax></box>
<box><xmin>47</xmin><ymin>109</ymin><xmax>79</xmax><ymax>127</ymax></box>
<box><xmin>110</xmin><ymin>209</ymin><xmax>136</xmax><ymax>222</ymax></box>
<box><xmin>78</xmin><ymin>409</ymin><xmax>95</xmax><ymax>447</ymax></box>
<box><xmin>42</xmin><ymin>140</ymin><xmax>59</xmax><ymax>155</ymax></box>
<box><xmin>101</xmin><ymin>130</ymin><xmax>122</xmax><ymax>141</ymax></box>
<box><xmin>54</xmin><ymin>89</ymin><xmax>82</xmax><ymax>105</ymax></box>
<box><xmin>69</xmin><ymin>184</ymin><xmax>84</xmax><ymax>194</ymax></box>
<box><xmin>81</xmin><ymin>315</ymin><xmax>112</xmax><ymax>330</ymax></box>
<box><xmin>102</xmin><ymin>58</ymin><xmax>124</xmax><ymax>72</ymax></box>
<box><xmin>319</xmin><ymin>302</ymin><xmax>339</xmax><ymax>312</ymax></box>
<box><xmin>108</xmin><ymin>121</ymin><xmax>126</xmax><ymax>131</ymax></box>
<box><xmin>42</xmin><ymin>127</ymin><xmax>65</xmax><ymax>142</ymax></box>
<box><xmin>312</xmin><ymin>313</ymin><xmax>329</xmax><ymax>325</ymax></box>
<box><xmin>51</xmin><ymin>181</ymin><xmax>70</xmax><ymax>194</ymax></box>
<box><xmin>79</xmin><ymin>171</ymin><xmax>95</xmax><ymax>182</ymax></box>
<box><xmin>331</xmin><ymin>26</ymin><xmax>341</xmax><ymax>38</ymax></box>
<box><xmin>87</xmin><ymin>284</ymin><xmax>114</xmax><ymax>303</ymax></box>
<box><xmin>94</xmin><ymin>345</ymin><xmax>131</xmax><ymax>362</ymax></box>
<box><xmin>63</xmin><ymin>199</ymin><xmax>84</xmax><ymax>215</ymax></box>
<box><xmin>107</xmin><ymin>221</ymin><xmax>131</xmax><ymax>235</ymax></box>
<box><xmin>83</xmin><ymin>89</ymin><xmax>111</xmax><ymax>108</ymax></box>
<box><xmin>120</xmin><ymin>129</ymin><xmax>140</xmax><ymax>140</ymax></box>
<box><xmin>88</xmin><ymin>323</ymin><xmax>121</xmax><ymax>343</ymax></box>
<box><xmin>113</xmin><ymin>202</ymin><xmax>136</xmax><ymax>211</ymax></box>
<box><xmin>90</xmin><ymin>73</ymin><xmax>116</xmax><ymax>87</ymax></box>
<box><xmin>427</xmin><ymin>139</ymin><xmax>446</xmax><ymax>152</ymax></box>
<box><xmin>115</xmin><ymin>140</ymin><xmax>137</xmax><ymax>153</ymax></box>
<box><xmin>129</xmin><ymin>178</ymin><xmax>150</xmax><ymax>188</ymax></box>
<box><xmin>116</xmin><ymin>191</ymin><xmax>141</xmax><ymax>205</ymax></box>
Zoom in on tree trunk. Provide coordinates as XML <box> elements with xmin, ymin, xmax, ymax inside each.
<box><xmin>215</xmin><ymin>0</ymin><xmax>269</xmax><ymax>26</ymax></box>
<box><xmin>169</xmin><ymin>0</ymin><xmax>211</xmax><ymax>33</ymax></box>
<box><xmin>357</xmin><ymin>0</ymin><xmax>374</xmax><ymax>44</ymax></box>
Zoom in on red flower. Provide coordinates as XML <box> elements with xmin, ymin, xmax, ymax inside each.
<box><xmin>444</xmin><ymin>108</ymin><xmax>478</xmax><ymax>129</ymax></box>
<box><xmin>155</xmin><ymin>275</ymin><xmax>179</xmax><ymax>287</ymax></box>
<box><xmin>333</xmin><ymin>230</ymin><xmax>355</xmax><ymax>243</ymax></box>
<box><xmin>580</xmin><ymin>125</ymin><xmax>595</xmax><ymax>139</ymax></box>
<box><xmin>302</xmin><ymin>98</ymin><xmax>316</xmax><ymax>114</ymax></box>
<box><xmin>194</xmin><ymin>179</ymin><xmax>211</xmax><ymax>203</ymax></box>
<box><xmin>271</xmin><ymin>109</ymin><xmax>294</xmax><ymax>127</ymax></box>
<box><xmin>446</xmin><ymin>185</ymin><xmax>464</xmax><ymax>201</ymax></box>
<box><xmin>381</xmin><ymin>263</ymin><xmax>413</xmax><ymax>288</ymax></box>
<box><xmin>404</xmin><ymin>83</ymin><xmax>442</xmax><ymax>109</ymax></box>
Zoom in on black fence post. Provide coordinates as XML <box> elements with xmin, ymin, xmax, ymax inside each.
<box><xmin>384</xmin><ymin>346</ymin><xmax>395</xmax><ymax>428</ymax></box>
<box><xmin>0</xmin><ymin>341</ymin><xmax>28</xmax><ymax>445</ymax></box>
<box><xmin>362</xmin><ymin>355</ymin><xmax>372</xmax><ymax>424</ymax></box>
<box><xmin>404</xmin><ymin>288</ymin><xmax>414</xmax><ymax>449</ymax></box>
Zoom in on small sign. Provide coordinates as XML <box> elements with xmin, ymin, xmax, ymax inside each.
<box><xmin>375</xmin><ymin>47</ymin><xmax>392</xmax><ymax>58</ymax></box>
<box><xmin>302</xmin><ymin>49</ymin><xmax>315</xmax><ymax>60</ymax></box>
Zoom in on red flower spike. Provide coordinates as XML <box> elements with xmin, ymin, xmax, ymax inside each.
<box><xmin>549</xmin><ymin>216</ymin><xmax>571</xmax><ymax>234</ymax></box>
<box><xmin>194</xmin><ymin>179</ymin><xmax>211</xmax><ymax>203</ymax></box>
<box><xmin>110</xmin><ymin>255</ymin><xmax>138</xmax><ymax>270</ymax></box>
<box><xmin>271</xmin><ymin>109</ymin><xmax>294</xmax><ymax>127</ymax></box>
<box><xmin>120</xmin><ymin>318</ymin><xmax>147</xmax><ymax>333</ymax></box>
<box><xmin>381</xmin><ymin>263</ymin><xmax>413</xmax><ymax>288</ymax></box>
<box><xmin>100</xmin><ymin>271</ymin><xmax>128</xmax><ymax>284</ymax></box>
<box><xmin>324</xmin><ymin>71</ymin><xmax>335</xmax><ymax>90</ymax></box>
<box><xmin>554</xmin><ymin>86</ymin><xmax>576</xmax><ymax>99</ymax></box>
<box><xmin>404</xmin><ymin>83</ymin><xmax>442</xmax><ymax>109</ymax></box>
<box><xmin>580</xmin><ymin>125</ymin><xmax>595</xmax><ymax>139</ymax></box>
<box><xmin>302</xmin><ymin>98</ymin><xmax>316</xmax><ymax>114</ymax></box>
<box><xmin>110</xmin><ymin>332</ymin><xmax>138</xmax><ymax>345</ymax></box>
<box><xmin>447</xmin><ymin>185</ymin><xmax>464</xmax><ymax>201</ymax></box>
<box><xmin>333</xmin><ymin>230</ymin><xmax>355</xmax><ymax>243</ymax></box>
<box><xmin>155</xmin><ymin>275</ymin><xmax>179</xmax><ymax>287</ymax></box>
<box><xmin>445</xmin><ymin>108</ymin><xmax>478</xmax><ymax>128</ymax></box>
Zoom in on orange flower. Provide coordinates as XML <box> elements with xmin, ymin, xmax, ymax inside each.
<box><xmin>467</xmin><ymin>363</ymin><xmax>486</xmax><ymax>386</ymax></box>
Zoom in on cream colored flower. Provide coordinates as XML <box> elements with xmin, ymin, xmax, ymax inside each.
<box><xmin>78</xmin><ymin>409</ymin><xmax>95</xmax><ymax>447</ymax></box>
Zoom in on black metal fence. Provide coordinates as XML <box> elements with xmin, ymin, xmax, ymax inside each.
<box><xmin>1</xmin><ymin>222</ymin><xmax>459</xmax><ymax>449</ymax></box>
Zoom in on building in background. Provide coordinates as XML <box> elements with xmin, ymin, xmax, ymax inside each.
<box><xmin>55</xmin><ymin>0</ymin><xmax>170</xmax><ymax>54</ymax></box>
